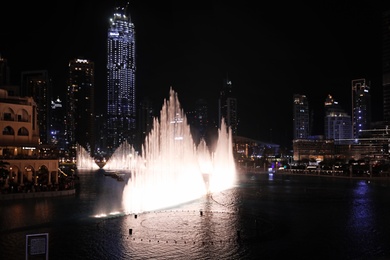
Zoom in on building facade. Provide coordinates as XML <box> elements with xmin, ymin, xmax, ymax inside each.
<box><xmin>20</xmin><ymin>70</ymin><xmax>52</xmax><ymax>145</ymax></box>
<box><xmin>67</xmin><ymin>58</ymin><xmax>95</xmax><ymax>156</ymax></box>
<box><xmin>324</xmin><ymin>94</ymin><xmax>352</xmax><ymax>144</ymax></box>
<box><xmin>106</xmin><ymin>3</ymin><xmax>136</xmax><ymax>154</ymax></box>
<box><xmin>50</xmin><ymin>97</ymin><xmax>66</xmax><ymax>150</ymax></box>
<box><xmin>219</xmin><ymin>76</ymin><xmax>238</xmax><ymax>136</ymax></box>
<box><xmin>0</xmin><ymin>89</ymin><xmax>39</xmax><ymax>148</ymax></box>
<box><xmin>292</xmin><ymin>137</ymin><xmax>335</xmax><ymax>162</ymax></box>
<box><xmin>193</xmin><ymin>98</ymin><xmax>209</xmax><ymax>140</ymax></box>
<box><xmin>352</xmin><ymin>78</ymin><xmax>371</xmax><ymax>139</ymax></box>
<box><xmin>0</xmin><ymin>89</ymin><xmax>59</xmax><ymax>188</ymax></box>
<box><xmin>293</xmin><ymin>94</ymin><xmax>310</xmax><ymax>139</ymax></box>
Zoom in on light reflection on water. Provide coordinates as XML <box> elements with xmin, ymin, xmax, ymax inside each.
<box><xmin>1</xmin><ymin>172</ymin><xmax>390</xmax><ymax>259</ymax></box>
<box><xmin>344</xmin><ymin>180</ymin><xmax>384</xmax><ymax>257</ymax></box>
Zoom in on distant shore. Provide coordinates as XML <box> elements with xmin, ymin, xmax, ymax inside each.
<box><xmin>242</xmin><ymin>168</ymin><xmax>390</xmax><ymax>181</ymax></box>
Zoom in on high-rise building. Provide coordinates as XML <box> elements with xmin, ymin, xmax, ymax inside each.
<box><xmin>352</xmin><ymin>78</ymin><xmax>371</xmax><ymax>139</ymax></box>
<box><xmin>293</xmin><ymin>94</ymin><xmax>310</xmax><ymax>139</ymax></box>
<box><xmin>187</xmin><ymin>98</ymin><xmax>209</xmax><ymax>144</ymax></box>
<box><xmin>106</xmin><ymin>3</ymin><xmax>136</xmax><ymax>154</ymax></box>
<box><xmin>94</xmin><ymin>113</ymin><xmax>107</xmax><ymax>159</ymax></box>
<box><xmin>21</xmin><ymin>70</ymin><xmax>52</xmax><ymax>145</ymax></box>
<box><xmin>218</xmin><ymin>76</ymin><xmax>238</xmax><ymax>136</ymax></box>
<box><xmin>324</xmin><ymin>94</ymin><xmax>352</xmax><ymax>144</ymax></box>
<box><xmin>67</xmin><ymin>58</ymin><xmax>95</xmax><ymax>156</ymax></box>
<box><xmin>194</xmin><ymin>98</ymin><xmax>208</xmax><ymax>138</ymax></box>
<box><xmin>383</xmin><ymin>9</ymin><xmax>390</xmax><ymax>123</ymax></box>
<box><xmin>50</xmin><ymin>97</ymin><xmax>66</xmax><ymax>150</ymax></box>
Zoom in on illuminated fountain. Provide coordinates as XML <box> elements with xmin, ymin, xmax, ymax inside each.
<box><xmin>76</xmin><ymin>144</ymin><xmax>100</xmax><ymax>170</ymax></box>
<box><xmin>103</xmin><ymin>141</ymin><xmax>140</xmax><ymax>171</ymax></box>
<box><xmin>104</xmin><ymin>88</ymin><xmax>236</xmax><ymax>214</ymax></box>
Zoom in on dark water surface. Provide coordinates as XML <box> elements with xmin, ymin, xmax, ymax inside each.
<box><xmin>1</xmin><ymin>170</ymin><xmax>390</xmax><ymax>259</ymax></box>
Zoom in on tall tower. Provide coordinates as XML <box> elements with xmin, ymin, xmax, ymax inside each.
<box><xmin>194</xmin><ymin>98</ymin><xmax>208</xmax><ymax>138</ymax></box>
<box><xmin>187</xmin><ymin>98</ymin><xmax>209</xmax><ymax>144</ymax></box>
<box><xmin>324</xmin><ymin>94</ymin><xmax>352</xmax><ymax>144</ymax></box>
<box><xmin>218</xmin><ymin>76</ymin><xmax>238</xmax><ymax>136</ymax></box>
<box><xmin>352</xmin><ymin>78</ymin><xmax>371</xmax><ymax>139</ymax></box>
<box><xmin>106</xmin><ymin>3</ymin><xmax>136</xmax><ymax>154</ymax></box>
<box><xmin>67</xmin><ymin>58</ymin><xmax>95</xmax><ymax>156</ymax></box>
<box><xmin>50</xmin><ymin>97</ymin><xmax>67</xmax><ymax>151</ymax></box>
<box><xmin>383</xmin><ymin>9</ymin><xmax>390</xmax><ymax>123</ymax></box>
<box><xmin>293</xmin><ymin>94</ymin><xmax>310</xmax><ymax>139</ymax></box>
<box><xmin>21</xmin><ymin>70</ymin><xmax>52</xmax><ymax>145</ymax></box>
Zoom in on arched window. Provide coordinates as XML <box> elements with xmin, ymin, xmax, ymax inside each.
<box><xmin>3</xmin><ymin>107</ymin><xmax>15</xmax><ymax>121</ymax></box>
<box><xmin>17</xmin><ymin>109</ymin><xmax>29</xmax><ymax>122</ymax></box>
<box><xmin>2</xmin><ymin>126</ymin><xmax>14</xmax><ymax>135</ymax></box>
<box><xmin>17</xmin><ymin>127</ymin><xmax>29</xmax><ymax>136</ymax></box>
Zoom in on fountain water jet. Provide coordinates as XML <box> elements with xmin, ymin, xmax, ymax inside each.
<box><xmin>76</xmin><ymin>144</ymin><xmax>100</xmax><ymax>170</ymax></box>
<box><xmin>105</xmin><ymin>88</ymin><xmax>236</xmax><ymax>214</ymax></box>
<box><xmin>103</xmin><ymin>141</ymin><xmax>139</xmax><ymax>170</ymax></box>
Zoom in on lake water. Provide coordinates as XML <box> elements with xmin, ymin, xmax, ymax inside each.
<box><xmin>1</xmin><ymin>170</ymin><xmax>390</xmax><ymax>259</ymax></box>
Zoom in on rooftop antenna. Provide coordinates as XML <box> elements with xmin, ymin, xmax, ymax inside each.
<box><xmin>124</xmin><ymin>1</ymin><xmax>130</xmax><ymax>13</ymax></box>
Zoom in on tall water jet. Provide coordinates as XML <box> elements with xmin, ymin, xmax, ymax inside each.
<box><xmin>76</xmin><ymin>143</ymin><xmax>99</xmax><ymax>170</ymax></box>
<box><xmin>207</xmin><ymin>118</ymin><xmax>236</xmax><ymax>193</ymax></box>
<box><xmin>104</xmin><ymin>88</ymin><xmax>236</xmax><ymax>214</ymax></box>
<box><xmin>103</xmin><ymin>141</ymin><xmax>140</xmax><ymax>171</ymax></box>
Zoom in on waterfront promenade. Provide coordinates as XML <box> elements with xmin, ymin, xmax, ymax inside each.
<box><xmin>241</xmin><ymin>166</ymin><xmax>390</xmax><ymax>180</ymax></box>
<box><xmin>2</xmin><ymin>166</ymin><xmax>390</xmax><ymax>202</ymax></box>
<box><xmin>0</xmin><ymin>188</ymin><xmax>76</xmax><ymax>200</ymax></box>
<box><xmin>0</xmin><ymin>171</ymin><xmax>79</xmax><ymax>200</ymax></box>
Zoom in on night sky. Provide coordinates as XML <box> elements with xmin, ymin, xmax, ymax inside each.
<box><xmin>1</xmin><ymin>1</ymin><xmax>389</xmax><ymax>148</ymax></box>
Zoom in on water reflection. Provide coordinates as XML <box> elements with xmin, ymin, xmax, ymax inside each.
<box><xmin>345</xmin><ymin>180</ymin><xmax>385</xmax><ymax>257</ymax></box>
<box><xmin>1</xmin><ymin>173</ymin><xmax>390</xmax><ymax>259</ymax></box>
<box><xmin>349</xmin><ymin>181</ymin><xmax>374</xmax><ymax>231</ymax></box>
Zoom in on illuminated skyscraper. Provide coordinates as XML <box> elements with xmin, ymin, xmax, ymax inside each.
<box><xmin>352</xmin><ymin>78</ymin><xmax>371</xmax><ymax>139</ymax></box>
<box><xmin>187</xmin><ymin>98</ymin><xmax>209</xmax><ymax>144</ymax></box>
<box><xmin>194</xmin><ymin>98</ymin><xmax>208</xmax><ymax>138</ymax></box>
<box><xmin>106</xmin><ymin>3</ymin><xmax>136</xmax><ymax>153</ymax></box>
<box><xmin>21</xmin><ymin>70</ymin><xmax>52</xmax><ymax>145</ymax></box>
<box><xmin>293</xmin><ymin>94</ymin><xmax>310</xmax><ymax>139</ymax></box>
<box><xmin>67</xmin><ymin>58</ymin><xmax>95</xmax><ymax>155</ymax></box>
<box><xmin>324</xmin><ymin>94</ymin><xmax>352</xmax><ymax>144</ymax></box>
<box><xmin>218</xmin><ymin>76</ymin><xmax>238</xmax><ymax>136</ymax></box>
<box><xmin>50</xmin><ymin>97</ymin><xmax>66</xmax><ymax>150</ymax></box>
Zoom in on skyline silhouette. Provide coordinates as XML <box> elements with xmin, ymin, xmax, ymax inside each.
<box><xmin>1</xmin><ymin>1</ymin><xmax>389</xmax><ymax>148</ymax></box>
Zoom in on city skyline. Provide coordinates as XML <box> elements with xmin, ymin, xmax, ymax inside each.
<box><xmin>1</xmin><ymin>1</ymin><xmax>389</xmax><ymax>148</ymax></box>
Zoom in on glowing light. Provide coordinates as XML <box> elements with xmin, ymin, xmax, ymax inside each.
<box><xmin>103</xmin><ymin>88</ymin><xmax>236</xmax><ymax>214</ymax></box>
<box><xmin>76</xmin><ymin>144</ymin><xmax>100</xmax><ymax>170</ymax></box>
<box><xmin>94</xmin><ymin>213</ymin><xmax>107</xmax><ymax>218</ymax></box>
